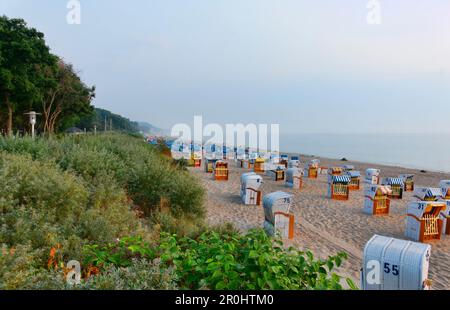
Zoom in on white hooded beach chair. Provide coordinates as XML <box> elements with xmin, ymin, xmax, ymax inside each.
<box><xmin>285</xmin><ymin>167</ymin><xmax>303</xmax><ymax>190</ymax></box>
<box><xmin>288</xmin><ymin>156</ymin><xmax>301</xmax><ymax>168</ymax></box>
<box><xmin>364</xmin><ymin>185</ymin><xmax>392</xmax><ymax>215</ymax></box>
<box><xmin>240</xmin><ymin>172</ymin><xmax>263</xmax><ymax>205</ymax></box>
<box><xmin>406</xmin><ymin>200</ymin><xmax>446</xmax><ymax>243</ymax></box>
<box><xmin>263</xmin><ymin>191</ymin><xmax>294</xmax><ymax>240</ymax></box>
<box><xmin>365</xmin><ymin>168</ymin><xmax>380</xmax><ymax>185</ymax></box>
<box><xmin>361</xmin><ymin>235</ymin><xmax>432</xmax><ymax>290</ymax></box>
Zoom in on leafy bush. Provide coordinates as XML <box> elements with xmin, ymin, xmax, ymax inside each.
<box><xmin>158</xmin><ymin>229</ymin><xmax>355</xmax><ymax>290</ymax></box>
<box><xmin>83</xmin><ymin>236</ymin><xmax>154</xmax><ymax>268</ymax></box>
<box><xmin>0</xmin><ymin>136</ymin><xmax>54</xmax><ymax>160</ymax></box>
<box><xmin>83</xmin><ymin>229</ymin><xmax>356</xmax><ymax>290</ymax></box>
<box><xmin>0</xmin><ymin>154</ymin><xmax>88</xmax><ymax>253</ymax></box>
<box><xmin>58</xmin><ymin>146</ymin><xmax>128</xmax><ymax>184</ymax></box>
<box><xmin>0</xmin><ymin>133</ymin><xmax>205</xmax><ymax>219</ymax></box>
<box><xmin>0</xmin><ymin>152</ymin><xmax>142</xmax><ymax>265</ymax></box>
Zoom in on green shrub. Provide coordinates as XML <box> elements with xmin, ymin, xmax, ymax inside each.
<box><xmin>0</xmin><ymin>152</ymin><xmax>143</xmax><ymax>266</ymax></box>
<box><xmin>83</xmin><ymin>229</ymin><xmax>356</xmax><ymax>290</ymax></box>
<box><xmin>58</xmin><ymin>147</ymin><xmax>128</xmax><ymax>185</ymax></box>
<box><xmin>0</xmin><ymin>154</ymin><xmax>89</xmax><ymax>253</ymax></box>
<box><xmin>0</xmin><ymin>136</ymin><xmax>52</xmax><ymax>160</ymax></box>
<box><xmin>166</xmin><ymin>171</ymin><xmax>205</xmax><ymax>217</ymax></box>
<box><xmin>128</xmin><ymin>157</ymin><xmax>204</xmax><ymax>218</ymax></box>
<box><xmin>0</xmin><ymin>133</ymin><xmax>205</xmax><ymax>220</ymax></box>
<box><xmin>157</xmin><ymin>229</ymin><xmax>355</xmax><ymax>290</ymax></box>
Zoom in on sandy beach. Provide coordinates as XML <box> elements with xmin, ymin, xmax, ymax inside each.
<box><xmin>189</xmin><ymin>155</ymin><xmax>450</xmax><ymax>290</ymax></box>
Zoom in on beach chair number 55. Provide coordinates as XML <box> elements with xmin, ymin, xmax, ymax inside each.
<box><xmin>384</xmin><ymin>263</ymin><xmax>400</xmax><ymax>276</ymax></box>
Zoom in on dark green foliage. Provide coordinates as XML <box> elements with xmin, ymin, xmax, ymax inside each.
<box><xmin>0</xmin><ymin>16</ymin><xmax>57</xmax><ymax>134</ymax></box>
<box><xmin>82</xmin><ymin>229</ymin><xmax>355</xmax><ymax>290</ymax></box>
<box><xmin>158</xmin><ymin>229</ymin><xmax>353</xmax><ymax>290</ymax></box>
<box><xmin>0</xmin><ymin>16</ymin><xmax>95</xmax><ymax>135</ymax></box>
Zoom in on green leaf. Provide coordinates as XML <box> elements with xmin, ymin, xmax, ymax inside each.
<box><xmin>346</xmin><ymin>278</ymin><xmax>359</xmax><ymax>290</ymax></box>
<box><xmin>215</xmin><ymin>281</ymin><xmax>227</xmax><ymax>290</ymax></box>
<box><xmin>248</xmin><ymin>250</ymin><xmax>258</xmax><ymax>259</ymax></box>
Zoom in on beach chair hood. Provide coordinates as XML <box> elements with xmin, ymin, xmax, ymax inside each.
<box><xmin>414</xmin><ymin>187</ymin><xmax>443</xmax><ymax>201</ymax></box>
<box><xmin>365</xmin><ymin>185</ymin><xmax>392</xmax><ymax>198</ymax></box>
<box><xmin>331</xmin><ymin>175</ymin><xmax>351</xmax><ymax>184</ymax></box>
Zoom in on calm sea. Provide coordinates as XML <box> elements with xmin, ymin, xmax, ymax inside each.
<box><xmin>280</xmin><ymin>133</ymin><xmax>450</xmax><ymax>173</ymax></box>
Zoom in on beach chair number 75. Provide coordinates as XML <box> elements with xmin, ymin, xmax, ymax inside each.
<box><xmin>384</xmin><ymin>263</ymin><xmax>400</xmax><ymax>276</ymax></box>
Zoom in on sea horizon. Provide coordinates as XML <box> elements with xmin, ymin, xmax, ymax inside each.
<box><xmin>280</xmin><ymin>133</ymin><xmax>450</xmax><ymax>174</ymax></box>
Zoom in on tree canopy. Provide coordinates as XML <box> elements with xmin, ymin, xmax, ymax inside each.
<box><xmin>0</xmin><ymin>15</ymin><xmax>95</xmax><ymax>135</ymax></box>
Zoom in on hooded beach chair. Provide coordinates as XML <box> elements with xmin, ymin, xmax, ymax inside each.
<box><xmin>382</xmin><ymin>177</ymin><xmax>404</xmax><ymax>199</ymax></box>
<box><xmin>285</xmin><ymin>167</ymin><xmax>303</xmax><ymax>190</ymax></box>
<box><xmin>364</xmin><ymin>185</ymin><xmax>392</xmax><ymax>215</ymax></box>
<box><xmin>263</xmin><ymin>191</ymin><xmax>295</xmax><ymax>240</ymax></box>
<box><xmin>213</xmin><ymin>160</ymin><xmax>229</xmax><ymax>181</ymax></box>
<box><xmin>365</xmin><ymin>168</ymin><xmax>380</xmax><ymax>185</ymax></box>
<box><xmin>328</xmin><ymin>175</ymin><xmax>351</xmax><ymax>200</ymax></box>
<box><xmin>240</xmin><ymin>172</ymin><xmax>263</xmax><ymax>205</ymax></box>
<box><xmin>406</xmin><ymin>200</ymin><xmax>446</xmax><ymax>243</ymax></box>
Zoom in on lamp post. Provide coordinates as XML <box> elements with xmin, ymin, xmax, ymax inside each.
<box><xmin>24</xmin><ymin>111</ymin><xmax>41</xmax><ymax>139</ymax></box>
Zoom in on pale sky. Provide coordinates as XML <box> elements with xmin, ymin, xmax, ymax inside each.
<box><xmin>1</xmin><ymin>0</ymin><xmax>450</xmax><ymax>134</ymax></box>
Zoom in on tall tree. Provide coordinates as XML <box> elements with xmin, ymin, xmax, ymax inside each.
<box><xmin>0</xmin><ymin>16</ymin><xmax>57</xmax><ymax>135</ymax></box>
<box><xmin>41</xmin><ymin>60</ymin><xmax>95</xmax><ymax>134</ymax></box>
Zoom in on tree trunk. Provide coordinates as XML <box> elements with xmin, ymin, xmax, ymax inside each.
<box><xmin>48</xmin><ymin>105</ymin><xmax>62</xmax><ymax>134</ymax></box>
<box><xmin>42</xmin><ymin>90</ymin><xmax>58</xmax><ymax>135</ymax></box>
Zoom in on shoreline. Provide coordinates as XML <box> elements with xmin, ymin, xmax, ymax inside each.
<box><xmin>298</xmin><ymin>153</ymin><xmax>450</xmax><ymax>175</ymax></box>
<box><xmin>297</xmin><ymin>153</ymin><xmax>450</xmax><ymax>176</ymax></box>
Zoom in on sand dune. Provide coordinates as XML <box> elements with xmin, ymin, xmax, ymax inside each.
<box><xmin>189</xmin><ymin>156</ymin><xmax>450</xmax><ymax>290</ymax></box>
